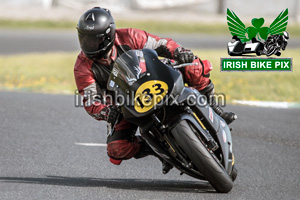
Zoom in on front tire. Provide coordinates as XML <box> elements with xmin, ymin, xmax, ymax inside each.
<box><xmin>171</xmin><ymin>120</ymin><xmax>234</xmax><ymax>193</ymax></box>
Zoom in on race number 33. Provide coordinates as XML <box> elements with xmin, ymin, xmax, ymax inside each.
<box><xmin>134</xmin><ymin>80</ymin><xmax>168</xmax><ymax>113</ymax></box>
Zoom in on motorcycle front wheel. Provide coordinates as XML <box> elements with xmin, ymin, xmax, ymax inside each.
<box><xmin>171</xmin><ymin>120</ymin><xmax>234</xmax><ymax>193</ymax></box>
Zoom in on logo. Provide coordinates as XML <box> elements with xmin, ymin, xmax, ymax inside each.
<box><xmin>112</xmin><ymin>67</ymin><xmax>119</xmax><ymax>77</ymax></box>
<box><xmin>221</xmin><ymin>8</ymin><xmax>292</xmax><ymax>72</ymax></box>
<box><xmin>220</xmin><ymin>119</ymin><xmax>226</xmax><ymax>128</ymax></box>
<box><xmin>209</xmin><ymin>107</ymin><xmax>214</xmax><ymax>122</ymax></box>
<box><xmin>227</xmin><ymin>8</ymin><xmax>289</xmax><ymax>57</ymax></box>
<box><xmin>85</xmin><ymin>12</ymin><xmax>95</xmax><ymax>21</ymax></box>
<box><xmin>109</xmin><ymin>80</ymin><xmax>115</xmax><ymax>88</ymax></box>
<box><xmin>84</xmin><ymin>25</ymin><xmax>94</xmax><ymax>30</ymax></box>
<box><xmin>222</xmin><ymin>130</ymin><xmax>227</xmax><ymax>143</ymax></box>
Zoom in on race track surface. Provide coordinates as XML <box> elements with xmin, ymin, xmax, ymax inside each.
<box><xmin>0</xmin><ymin>91</ymin><xmax>299</xmax><ymax>200</ymax></box>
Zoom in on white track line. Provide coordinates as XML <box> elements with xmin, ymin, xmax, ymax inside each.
<box><xmin>75</xmin><ymin>143</ymin><xmax>107</xmax><ymax>147</ymax></box>
<box><xmin>233</xmin><ymin>100</ymin><xmax>300</xmax><ymax>109</ymax></box>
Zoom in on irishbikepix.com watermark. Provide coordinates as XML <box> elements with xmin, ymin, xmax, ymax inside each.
<box><xmin>74</xmin><ymin>90</ymin><xmax>227</xmax><ymax>108</ymax></box>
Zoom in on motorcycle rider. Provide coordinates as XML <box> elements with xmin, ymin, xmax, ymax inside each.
<box><xmin>74</xmin><ymin>7</ymin><xmax>237</xmax><ymax>173</ymax></box>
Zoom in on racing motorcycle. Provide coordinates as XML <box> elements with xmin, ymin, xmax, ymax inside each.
<box><xmin>107</xmin><ymin>49</ymin><xmax>237</xmax><ymax>193</ymax></box>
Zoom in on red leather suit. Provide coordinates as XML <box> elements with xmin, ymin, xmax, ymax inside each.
<box><xmin>74</xmin><ymin>28</ymin><xmax>212</xmax><ymax>164</ymax></box>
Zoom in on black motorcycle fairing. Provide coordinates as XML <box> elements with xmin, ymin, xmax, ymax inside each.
<box><xmin>107</xmin><ymin>50</ymin><xmax>143</xmax><ymax>92</ymax></box>
<box><xmin>175</xmin><ymin>87</ymin><xmax>221</xmax><ymax>134</ymax></box>
<box><xmin>216</xmin><ymin>121</ymin><xmax>234</xmax><ymax>174</ymax></box>
<box><xmin>107</xmin><ymin>49</ymin><xmax>184</xmax><ymax>126</ymax></box>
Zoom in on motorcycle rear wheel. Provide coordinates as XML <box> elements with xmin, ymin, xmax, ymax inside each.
<box><xmin>171</xmin><ymin>120</ymin><xmax>234</xmax><ymax>193</ymax></box>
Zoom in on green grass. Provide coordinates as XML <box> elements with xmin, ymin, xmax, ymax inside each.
<box><xmin>0</xmin><ymin>52</ymin><xmax>77</xmax><ymax>94</ymax></box>
<box><xmin>0</xmin><ymin>49</ymin><xmax>299</xmax><ymax>102</ymax></box>
<box><xmin>1</xmin><ymin>18</ymin><xmax>300</xmax><ymax>37</ymax></box>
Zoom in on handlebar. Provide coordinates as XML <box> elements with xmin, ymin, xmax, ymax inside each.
<box><xmin>173</xmin><ymin>62</ymin><xmax>198</xmax><ymax>69</ymax></box>
<box><xmin>161</xmin><ymin>58</ymin><xmax>198</xmax><ymax>69</ymax></box>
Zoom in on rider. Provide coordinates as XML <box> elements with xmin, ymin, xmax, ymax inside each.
<box><xmin>74</xmin><ymin>7</ymin><xmax>237</xmax><ymax>173</ymax></box>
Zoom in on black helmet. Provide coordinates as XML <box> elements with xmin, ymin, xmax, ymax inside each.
<box><xmin>77</xmin><ymin>7</ymin><xmax>116</xmax><ymax>59</ymax></box>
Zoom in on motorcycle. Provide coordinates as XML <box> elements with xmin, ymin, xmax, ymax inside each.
<box><xmin>107</xmin><ymin>48</ymin><xmax>237</xmax><ymax>193</ymax></box>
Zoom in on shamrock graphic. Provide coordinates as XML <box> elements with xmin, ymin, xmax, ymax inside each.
<box><xmin>227</xmin><ymin>8</ymin><xmax>288</xmax><ymax>43</ymax></box>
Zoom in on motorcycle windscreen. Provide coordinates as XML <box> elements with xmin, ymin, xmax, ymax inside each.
<box><xmin>109</xmin><ymin>50</ymin><xmax>147</xmax><ymax>87</ymax></box>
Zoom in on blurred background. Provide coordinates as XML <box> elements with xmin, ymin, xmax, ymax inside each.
<box><xmin>0</xmin><ymin>0</ymin><xmax>299</xmax><ymax>22</ymax></box>
<box><xmin>0</xmin><ymin>0</ymin><xmax>299</xmax><ymax>102</ymax></box>
<box><xmin>0</xmin><ymin>0</ymin><xmax>300</xmax><ymax>21</ymax></box>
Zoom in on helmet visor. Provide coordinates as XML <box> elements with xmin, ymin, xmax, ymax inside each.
<box><xmin>79</xmin><ymin>34</ymin><xmax>106</xmax><ymax>52</ymax></box>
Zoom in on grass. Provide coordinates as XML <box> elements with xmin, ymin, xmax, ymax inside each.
<box><xmin>1</xmin><ymin>49</ymin><xmax>300</xmax><ymax>102</ymax></box>
<box><xmin>1</xmin><ymin>18</ymin><xmax>300</xmax><ymax>37</ymax></box>
<box><xmin>0</xmin><ymin>52</ymin><xmax>77</xmax><ymax>94</ymax></box>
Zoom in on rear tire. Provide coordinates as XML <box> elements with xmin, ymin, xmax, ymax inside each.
<box><xmin>171</xmin><ymin>120</ymin><xmax>233</xmax><ymax>193</ymax></box>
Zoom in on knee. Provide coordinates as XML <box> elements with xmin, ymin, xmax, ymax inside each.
<box><xmin>107</xmin><ymin>140</ymin><xmax>140</xmax><ymax>160</ymax></box>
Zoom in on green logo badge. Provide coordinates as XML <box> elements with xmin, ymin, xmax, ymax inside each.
<box><xmin>227</xmin><ymin>8</ymin><xmax>288</xmax><ymax>43</ymax></box>
<box><xmin>221</xmin><ymin>8</ymin><xmax>292</xmax><ymax>72</ymax></box>
<box><xmin>226</xmin><ymin>8</ymin><xmax>289</xmax><ymax>57</ymax></box>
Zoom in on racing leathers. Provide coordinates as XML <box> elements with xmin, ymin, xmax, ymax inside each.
<box><xmin>74</xmin><ymin>28</ymin><xmax>212</xmax><ymax>165</ymax></box>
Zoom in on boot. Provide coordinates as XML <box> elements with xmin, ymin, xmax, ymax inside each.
<box><xmin>200</xmin><ymin>81</ymin><xmax>237</xmax><ymax>125</ymax></box>
<box><xmin>134</xmin><ymin>136</ymin><xmax>173</xmax><ymax>174</ymax></box>
<box><xmin>211</xmin><ymin>97</ymin><xmax>237</xmax><ymax>125</ymax></box>
<box><xmin>133</xmin><ymin>136</ymin><xmax>156</xmax><ymax>159</ymax></box>
<box><xmin>162</xmin><ymin>160</ymin><xmax>173</xmax><ymax>174</ymax></box>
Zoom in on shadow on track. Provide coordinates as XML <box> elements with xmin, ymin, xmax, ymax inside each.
<box><xmin>0</xmin><ymin>175</ymin><xmax>215</xmax><ymax>193</ymax></box>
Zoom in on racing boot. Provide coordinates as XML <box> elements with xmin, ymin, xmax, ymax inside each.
<box><xmin>162</xmin><ymin>160</ymin><xmax>173</xmax><ymax>174</ymax></box>
<box><xmin>200</xmin><ymin>81</ymin><xmax>237</xmax><ymax>125</ymax></box>
<box><xmin>133</xmin><ymin>136</ymin><xmax>156</xmax><ymax>159</ymax></box>
<box><xmin>134</xmin><ymin>136</ymin><xmax>173</xmax><ymax>174</ymax></box>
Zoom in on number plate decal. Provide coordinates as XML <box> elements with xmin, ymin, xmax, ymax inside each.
<box><xmin>134</xmin><ymin>80</ymin><xmax>168</xmax><ymax>113</ymax></box>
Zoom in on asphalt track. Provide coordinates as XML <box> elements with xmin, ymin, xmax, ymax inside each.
<box><xmin>0</xmin><ymin>91</ymin><xmax>300</xmax><ymax>200</ymax></box>
<box><xmin>0</xmin><ymin>29</ymin><xmax>299</xmax><ymax>55</ymax></box>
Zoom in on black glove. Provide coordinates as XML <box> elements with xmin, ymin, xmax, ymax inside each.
<box><xmin>99</xmin><ymin>105</ymin><xmax>119</xmax><ymax>125</ymax></box>
<box><xmin>173</xmin><ymin>47</ymin><xmax>195</xmax><ymax>64</ymax></box>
